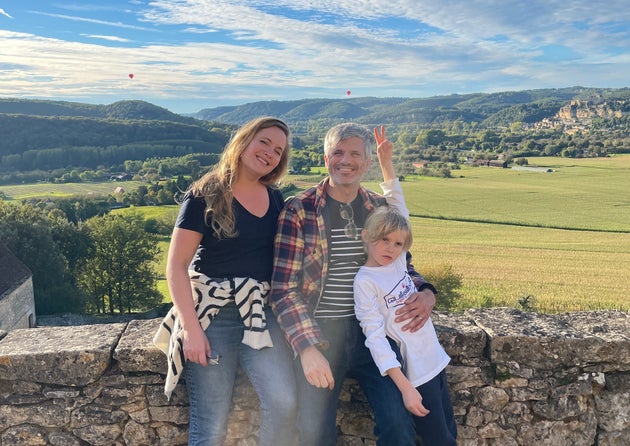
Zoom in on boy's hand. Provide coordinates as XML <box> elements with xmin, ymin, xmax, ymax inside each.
<box><xmin>402</xmin><ymin>386</ymin><xmax>430</xmax><ymax>417</ymax></box>
<box><xmin>374</xmin><ymin>125</ymin><xmax>395</xmax><ymax>181</ymax></box>
<box><xmin>374</xmin><ymin>125</ymin><xmax>393</xmax><ymax>164</ymax></box>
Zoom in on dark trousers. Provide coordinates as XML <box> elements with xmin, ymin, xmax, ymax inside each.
<box><xmin>414</xmin><ymin>369</ymin><xmax>458</xmax><ymax>446</ymax></box>
<box><xmin>293</xmin><ymin>317</ymin><xmax>416</xmax><ymax>446</ymax></box>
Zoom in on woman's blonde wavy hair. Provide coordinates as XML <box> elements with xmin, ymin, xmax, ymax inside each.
<box><xmin>188</xmin><ymin>116</ymin><xmax>290</xmax><ymax>239</ymax></box>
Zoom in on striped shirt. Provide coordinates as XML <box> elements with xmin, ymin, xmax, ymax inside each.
<box><xmin>315</xmin><ymin>196</ymin><xmax>366</xmax><ymax>319</ymax></box>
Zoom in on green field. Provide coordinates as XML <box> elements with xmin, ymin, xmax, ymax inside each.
<box><xmin>112</xmin><ymin>204</ymin><xmax>180</xmax><ymax>221</ymax></box>
<box><xmin>0</xmin><ymin>181</ymin><xmax>145</xmax><ymax>200</ymax></box>
<box><xmin>365</xmin><ymin>155</ymin><xmax>630</xmax><ymax>232</ymax></box>
<box><xmin>3</xmin><ymin>155</ymin><xmax>629</xmax><ymax>312</ymax></box>
<box><xmin>407</xmin><ymin>217</ymin><xmax>630</xmax><ymax>312</ymax></box>
<box><xmin>363</xmin><ymin>155</ymin><xmax>630</xmax><ymax>312</ymax></box>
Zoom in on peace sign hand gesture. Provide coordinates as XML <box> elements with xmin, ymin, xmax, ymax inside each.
<box><xmin>374</xmin><ymin>125</ymin><xmax>395</xmax><ymax>181</ymax></box>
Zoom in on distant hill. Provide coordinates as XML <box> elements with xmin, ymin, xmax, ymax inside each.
<box><xmin>3</xmin><ymin>86</ymin><xmax>628</xmax><ymax>132</ymax></box>
<box><xmin>1</xmin><ymin>86</ymin><xmax>628</xmax><ymax>161</ymax></box>
<box><xmin>0</xmin><ymin>99</ymin><xmax>233</xmax><ymax>157</ymax></box>
<box><xmin>189</xmin><ymin>86</ymin><xmax>630</xmax><ymax>127</ymax></box>
<box><xmin>0</xmin><ymin>98</ymin><xmax>197</xmax><ymax>124</ymax></box>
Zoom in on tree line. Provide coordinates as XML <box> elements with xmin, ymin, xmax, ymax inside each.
<box><xmin>0</xmin><ymin>151</ymin><xmax>219</xmax><ymax>186</ymax></box>
<box><xmin>0</xmin><ymin>113</ymin><xmax>230</xmax><ymax>154</ymax></box>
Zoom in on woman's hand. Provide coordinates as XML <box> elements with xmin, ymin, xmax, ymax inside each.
<box><xmin>181</xmin><ymin>323</ymin><xmax>211</xmax><ymax>366</ymax></box>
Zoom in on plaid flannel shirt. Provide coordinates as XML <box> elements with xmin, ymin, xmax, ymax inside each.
<box><xmin>270</xmin><ymin>177</ymin><xmax>431</xmax><ymax>356</ymax></box>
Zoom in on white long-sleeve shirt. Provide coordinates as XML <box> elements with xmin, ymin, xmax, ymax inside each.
<box><xmin>353</xmin><ymin>182</ymin><xmax>450</xmax><ymax>387</ymax></box>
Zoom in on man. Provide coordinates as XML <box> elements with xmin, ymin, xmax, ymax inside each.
<box><xmin>271</xmin><ymin>123</ymin><xmax>437</xmax><ymax>445</ymax></box>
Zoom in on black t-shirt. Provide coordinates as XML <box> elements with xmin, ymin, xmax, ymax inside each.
<box><xmin>175</xmin><ymin>187</ymin><xmax>284</xmax><ymax>281</ymax></box>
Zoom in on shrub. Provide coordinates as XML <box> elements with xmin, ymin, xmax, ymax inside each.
<box><xmin>517</xmin><ymin>294</ymin><xmax>537</xmax><ymax>311</ymax></box>
<box><xmin>515</xmin><ymin>157</ymin><xmax>529</xmax><ymax>166</ymax></box>
<box><xmin>420</xmin><ymin>263</ymin><xmax>463</xmax><ymax>311</ymax></box>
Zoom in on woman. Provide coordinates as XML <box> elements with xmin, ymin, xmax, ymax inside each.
<box><xmin>154</xmin><ymin>117</ymin><xmax>297</xmax><ymax>445</ymax></box>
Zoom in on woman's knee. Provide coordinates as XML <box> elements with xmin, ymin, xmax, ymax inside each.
<box><xmin>263</xmin><ymin>388</ymin><xmax>298</xmax><ymax>415</ymax></box>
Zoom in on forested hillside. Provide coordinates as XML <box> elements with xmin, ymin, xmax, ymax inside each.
<box><xmin>1</xmin><ymin>86</ymin><xmax>629</xmax><ymax>185</ymax></box>
<box><xmin>0</xmin><ymin>99</ymin><xmax>234</xmax><ymax>183</ymax></box>
<box><xmin>0</xmin><ymin>98</ymin><xmax>196</xmax><ymax>123</ymax></box>
<box><xmin>191</xmin><ymin>86</ymin><xmax>630</xmax><ymax>127</ymax></box>
<box><xmin>0</xmin><ymin>114</ymin><xmax>226</xmax><ymax>153</ymax></box>
<box><xmin>0</xmin><ymin>98</ymin><xmax>233</xmax><ymax>154</ymax></box>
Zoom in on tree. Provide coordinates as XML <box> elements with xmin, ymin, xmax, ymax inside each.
<box><xmin>77</xmin><ymin>213</ymin><xmax>162</xmax><ymax>314</ymax></box>
<box><xmin>52</xmin><ymin>197</ymin><xmax>110</xmax><ymax>223</ymax></box>
<box><xmin>0</xmin><ymin>201</ymin><xmax>87</xmax><ymax>314</ymax></box>
<box><xmin>289</xmin><ymin>151</ymin><xmax>312</xmax><ymax>173</ymax></box>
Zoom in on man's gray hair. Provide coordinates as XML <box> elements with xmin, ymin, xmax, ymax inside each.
<box><xmin>324</xmin><ymin>123</ymin><xmax>375</xmax><ymax>159</ymax></box>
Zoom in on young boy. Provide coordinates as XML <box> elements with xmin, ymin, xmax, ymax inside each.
<box><xmin>354</xmin><ymin>205</ymin><xmax>457</xmax><ymax>445</ymax></box>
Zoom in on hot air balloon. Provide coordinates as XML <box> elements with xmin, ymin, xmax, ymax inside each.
<box><xmin>346</xmin><ymin>90</ymin><xmax>351</xmax><ymax>96</ymax></box>
<box><xmin>128</xmin><ymin>73</ymin><xmax>134</xmax><ymax>79</ymax></box>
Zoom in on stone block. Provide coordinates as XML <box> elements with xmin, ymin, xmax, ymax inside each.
<box><xmin>466</xmin><ymin>308</ymin><xmax>629</xmax><ymax>370</ymax></box>
<box><xmin>433</xmin><ymin>311</ymin><xmax>487</xmax><ymax>365</ymax></box>
<box><xmin>0</xmin><ymin>324</ymin><xmax>126</xmax><ymax>386</ymax></box>
<box><xmin>113</xmin><ymin>319</ymin><xmax>165</xmax><ymax>374</ymax></box>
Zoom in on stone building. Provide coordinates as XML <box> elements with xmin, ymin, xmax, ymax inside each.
<box><xmin>0</xmin><ymin>243</ymin><xmax>36</xmax><ymax>331</ymax></box>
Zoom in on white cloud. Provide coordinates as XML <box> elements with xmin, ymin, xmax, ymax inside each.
<box><xmin>0</xmin><ymin>1</ymin><xmax>628</xmax><ymax>113</ymax></box>
<box><xmin>0</xmin><ymin>8</ymin><xmax>14</xmax><ymax>19</ymax></box>
<box><xmin>83</xmin><ymin>34</ymin><xmax>132</xmax><ymax>43</ymax></box>
<box><xmin>30</xmin><ymin>11</ymin><xmax>155</xmax><ymax>32</ymax></box>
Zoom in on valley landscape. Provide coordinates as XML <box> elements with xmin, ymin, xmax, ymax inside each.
<box><xmin>1</xmin><ymin>89</ymin><xmax>629</xmax><ymax>314</ymax></box>
<box><xmin>5</xmin><ymin>155</ymin><xmax>628</xmax><ymax>314</ymax></box>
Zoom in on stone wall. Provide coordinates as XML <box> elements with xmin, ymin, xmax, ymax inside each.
<box><xmin>0</xmin><ymin>308</ymin><xmax>628</xmax><ymax>446</ymax></box>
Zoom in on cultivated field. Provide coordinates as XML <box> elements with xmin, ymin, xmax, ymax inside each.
<box><xmin>406</xmin><ymin>217</ymin><xmax>629</xmax><ymax>312</ymax></box>
<box><xmin>0</xmin><ymin>181</ymin><xmax>145</xmax><ymax>200</ymax></box>
<box><xmin>396</xmin><ymin>155</ymin><xmax>630</xmax><ymax>232</ymax></box>
<box><xmin>347</xmin><ymin>155</ymin><xmax>630</xmax><ymax>312</ymax></box>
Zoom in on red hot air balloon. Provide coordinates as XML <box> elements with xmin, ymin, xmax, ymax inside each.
<box><xmin>346</xmin><ymin>90</ymin><xmax>351</xmax><ymax>96</ymax></box>
<box><xmin>128</xmin><ymin>73</ymin><xmax>134</xmax><ymax>79</ymax></box>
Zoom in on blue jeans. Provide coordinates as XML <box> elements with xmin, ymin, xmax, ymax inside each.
<box><xmin>185</xmin><ymin>303</ymin><xmax>298</xmax><ymax>446</ymax></box>
<box><xmin>414</xmin><ymin>369</ymin><xmax>458</xmax><ymax>446</ymax></box>
<box><xmin>294</xmin><ymin>317</ymin><xmax>416</xmax><ymax>446</ymax></box>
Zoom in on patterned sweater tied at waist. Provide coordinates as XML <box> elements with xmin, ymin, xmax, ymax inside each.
<box><xmin>153</xmin><ymin>272</ymin><xmax>273</xmax><ymax>398</ymax></box>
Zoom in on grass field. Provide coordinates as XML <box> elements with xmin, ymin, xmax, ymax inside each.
<box><xmin>112</xmin><ymin>204</ymin><xmax>180</xmax><ymax>221</ymax></box>
<box><xmin>3</xmin><ymin>155</ymin><xmax>629</xmax><ymax>312</ymax></box>
<box><xmin>407</xmin><ymin>218</ymin><xmax>630</xmax><ymax>312</ymax></box>
<box><xmin>362</xmin><ymin>155</ymin><xmax>630</xmax><ymax>312</ymax></box>
<box><xmin>0</xmin><ymin>181</ymin><xmax>145</xmax><ymax>200</ymax></box>
<box><xmin>365</xmin><ymin>155</ymin><xmax>630</xmax><ymax>232</ymax></box>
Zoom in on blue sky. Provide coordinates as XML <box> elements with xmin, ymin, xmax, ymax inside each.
<box><xmin>1</xmin><ymin>1</ymin><xmax>629</xmax><ymax>114</ymax></box>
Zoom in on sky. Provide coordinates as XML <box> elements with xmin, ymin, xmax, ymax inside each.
<box><xmin>1</xmin><ymin>1</ymin><xmax>629</xmax><ymax>114</ymax></box>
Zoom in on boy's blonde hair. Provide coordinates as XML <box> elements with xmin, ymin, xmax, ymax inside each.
<box><xmin>362</xmin><ymin>206</ymin><xmax>413</xmax><ymax>251</ymax></box>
